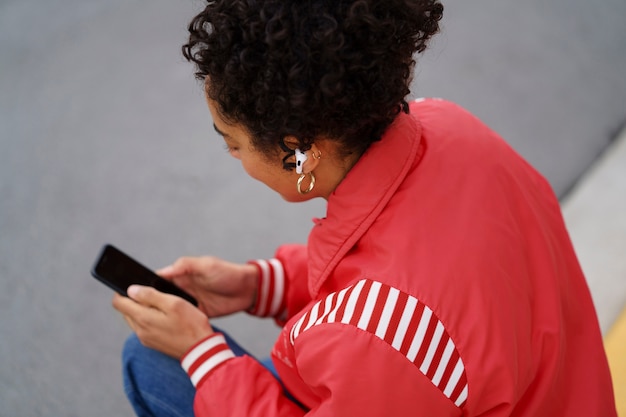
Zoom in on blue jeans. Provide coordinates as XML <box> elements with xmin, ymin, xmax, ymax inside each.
<box><xmin>122</xmin><ymin>329</ymin><xmax>280</xmax><ymax>417</ymax></box>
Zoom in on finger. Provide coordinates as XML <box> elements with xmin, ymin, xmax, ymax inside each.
<box><xmin>127</xmin><ymin>285</ymin><xmax>192</xmax><ymax>313</ymax></box>
<box><xmin>120</xmin><ymin>312</ymin><xmax>138</xmax><ymax>333</ymax></box>
<box><xmin>112</xmin><ymin>294</ymin><xmax>150</xmax><ymax>332</ymax></box>
<box><xmin>112</xmin><ymin>291</ymin><xmax>131</xmax><ymax>311</ymax></box>
<box><xmin>156</xmin><ymin>256</ymin><xmax>198</xmax><ymax>278</ymax></box>
<box><xmin>113</xmin><ymin>291</ymin><xmax>167</xmax><ymax>335</ymax></box>
<box><xmin>127</xmin><ymin>285</ymin><xmax>168</xmax><ymax>308</ymax></box>
<box><xmin>112</xmin><ymin>291</ymin><xmax>146</xmax><ymax>318</ymax></box>
<box><xmin>156</xmin><ymin>265</ymin><xmax>176</xmax><ymax>278</ymax></box>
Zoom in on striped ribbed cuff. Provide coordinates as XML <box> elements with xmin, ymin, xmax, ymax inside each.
<box><xmin>181</xmin><ymin>333</ymin><xmax>235</xmax><ymax>388</ymax></box>
<box><xmin>247</xmin><ymin>259</ymin><xmax>287</xmax><ymax>319</ymax></box>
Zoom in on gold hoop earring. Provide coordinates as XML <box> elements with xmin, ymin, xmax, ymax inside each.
<box><xmin>297</xmin><ymin>172</ymin><xmax>315</xmax><ymax>195</ymax></box>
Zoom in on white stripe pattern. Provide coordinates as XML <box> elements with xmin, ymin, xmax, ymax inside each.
<box><xmin>181</xmin><ymin>334</ymin><xmax>235</xmax><ymax>387</ymax></box>
<box><xmin>188</xmin><ymin>350</ymin><xmax>235</xmax><ymax>387</ymax></box>
<box><xmin>248</xmin><ymin>259</ymin><xmax>286</xmax><ymax>318</ymax></box>
<box><xmin>289</xmin><ymin>279</ymin><xmax>468</xmax><ymax>408</ymax></box>
<box><xmin>268</xmin><ymin>259</ymin><xmax>285</xmax><ymax>316</ymax></box>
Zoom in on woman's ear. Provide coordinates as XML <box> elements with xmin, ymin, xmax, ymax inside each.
<box><xmin>282</xmin><ymin>136</ymin><xmax>300</xmax><ymax>151</ymax></box>
<box><xmin>283</xmin><ymin>136</ymin><xmax>322</xmax><ymax>174</ymax></box>
<box><xmin>301</xmin><ymin>144</ymin><xmax>322</xmax><ymax>174</ymax></box>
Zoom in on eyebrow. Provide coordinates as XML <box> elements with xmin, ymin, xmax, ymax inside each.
<box><xmin>213</xmin><ymin>123</ymin><xmax>229</xmax><ymax>138</ymax></box>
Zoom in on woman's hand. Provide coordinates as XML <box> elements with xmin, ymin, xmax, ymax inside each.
<box><xmin>157</xmin><ymin>256</ymin><xmax>258</xmax><ymax>318</ymax></box>
<box><xmin>112</xmin><ymin>285</ymin><xmax>213</xmax><ymax>359</ymax></box>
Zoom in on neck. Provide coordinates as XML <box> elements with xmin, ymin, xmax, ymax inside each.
<box><xmin>314</xmin><ymin>143</ymin><xmax>363</xmax><ymax>200</ymax></box>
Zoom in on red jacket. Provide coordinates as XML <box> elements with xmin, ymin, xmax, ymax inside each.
<box><xmin>181</xmin><ymin>99</ymin><xmax>616</xmax><ymax>416</ymax></box>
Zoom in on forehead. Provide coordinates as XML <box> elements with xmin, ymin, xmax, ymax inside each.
<box><xmin>206</xmin><ymin>96</ymin><xmax>230</xmax><ymax>126</ymax></box>
<box><xmin>205</xmin><ymin>94</ymin><xmax>290</xmax><ymax>164</ymax></box>
<box><xmin>207</xmin><ymin>98</ymin><xmax>247</xmax><ymax>136</ymax></box>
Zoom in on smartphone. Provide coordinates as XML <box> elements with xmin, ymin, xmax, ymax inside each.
<box><xmin>91</xmin><ymin>244</ymin><xmax>197</xmax><ymax>306</ymax></box>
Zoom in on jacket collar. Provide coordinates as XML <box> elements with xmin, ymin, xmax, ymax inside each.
<box><xmin>307</xmin><ymin>111</ymin><xmax>424</xmax><ymax>296</ymax></box>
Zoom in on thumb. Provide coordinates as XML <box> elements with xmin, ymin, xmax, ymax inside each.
<box><xmin>156</xmin><ymin>265</ymin><xmax>176</xmax><ymax>278</ymax></box>
<box><xmin>127</xmin><ymin>285</ymin><xmax>164</xmax><ymax>308</ymax></box>
<box><xmin>156</xmin><ymin>256</ymin><xmax>197</xmax><ymax>278</ymax></box>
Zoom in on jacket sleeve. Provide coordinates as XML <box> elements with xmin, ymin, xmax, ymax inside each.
<box><xmin>247</xmin><ymin>244</ymin><xmax>312</xmax><ymax>325</ymax></box>
<box><xmin>291</xmin><ymin>324</ymin><xmax>463</xmax><ymax>416</ymax></box>
<box><xmin>182</xmin><ymin>325</ymin><xmax>463</xmax><ymax>417</ymax></box>
<box><xmin>284</xmin><ymin>278</ymin><xmax>468</xmax><ymax>416</ymax></box>
<box><xmin>181</xmin><ymin>333</ymin><xmax>306</xmax><ymax>417</ymax></box>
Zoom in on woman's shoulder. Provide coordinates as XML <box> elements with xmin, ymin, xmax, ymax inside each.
<box><xmin>409</xmin><ymin>97</ymin><xmax>521</xmax><ymax>164</ymax></box>
<box><xmin>409</xmin><ymin>98</ymin><xmax>486</xmax><ymax>131</ymax></box>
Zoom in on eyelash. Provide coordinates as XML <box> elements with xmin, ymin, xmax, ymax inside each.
<box><xmin>223</xmin><ymin>143</ymin><xmax>238</xmax><ymax>153</ymax></box>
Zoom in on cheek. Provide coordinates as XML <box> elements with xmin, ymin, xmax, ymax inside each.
<box><xmin>239</xmin><ymin>156</ymin><xmax>274</xmax><ymax>185</ymax></box>
<box><xmin>239</xmin><ymin>159</ymin><xmax>256</xmax><ymax>179</ymax></box>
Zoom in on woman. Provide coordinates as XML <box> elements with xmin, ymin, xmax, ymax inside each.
<box><xmin>112</xmin><ymin>0</ymin><xmax>617</xmax><ymax>415</ymax></box>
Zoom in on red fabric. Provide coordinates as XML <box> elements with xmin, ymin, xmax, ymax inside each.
<box><xmin>192</xmin><ymin>99</ymin><xmax>616</xmax><ymax>416</ymax></box>
<box><xmin>181</xmin><ymin>333</ymin><xmax>236</xmax><ymax>389</ymax></box>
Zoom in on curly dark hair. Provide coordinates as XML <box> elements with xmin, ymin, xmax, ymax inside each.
<box><xmin>183</xmin><ymin>0</ymin><xmax>443</xmax><ymax>163</ymax></box>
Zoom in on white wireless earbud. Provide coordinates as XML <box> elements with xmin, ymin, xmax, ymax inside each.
<box><xmin>294</xmin><ymin>148</ymin><xmax>308</xmax><ymax>174</ymax></box>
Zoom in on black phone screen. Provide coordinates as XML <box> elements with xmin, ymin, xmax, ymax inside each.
<box><xmin>91</xmin><ymin>244</ymin><xmax>197</xmax><ymax>306</ymax></box>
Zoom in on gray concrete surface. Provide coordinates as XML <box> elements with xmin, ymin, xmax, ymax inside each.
<box><xmin>1</xmin><ymin>0</ymin><xmax>625</xmax><ymax>415</ymax></box>
<box><xmin>562</xmin><ymin>127</ymin><xmax>626</xmax><ymax>335</ymax></box>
